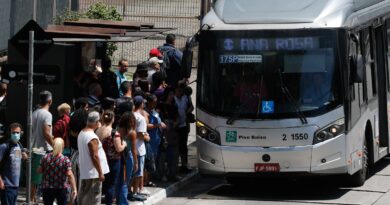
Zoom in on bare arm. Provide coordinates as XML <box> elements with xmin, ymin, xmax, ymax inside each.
<box><xmin>147</xmin><ymin>121</ymin><xmax>159</xmax><ymax>130</ymax></box>
<box><xmin>0</xmin><ymin>176</ymin><xmax>4</xmax><ymax>190</ymax></box>
<box><xmin>137</xmin><ymin>132</ymin><xmax>150</xmax><ymax>142</ymax></box>
<box><xmin>129</xmin><ymin>131</ymin><xmax>138</xmax><ymax>170</ymax></box>
<box><xmin>66</xmin><ymin>170</ymin><xmax>77</xmax><ymax>199</ymax></box>
<box><xmin>113</xmin><ymin>136</ymin><xmax>126</xmax><ymax>153</ymax></box>
<box><xmin>43</xmin><ymin>124</ymin><xmax>54</xmax><ymax>147</ymax></box>
<box><xmin>88</xmin><ymin>139</ymin><xmax>103</xmax><ymax>180</ymax></box>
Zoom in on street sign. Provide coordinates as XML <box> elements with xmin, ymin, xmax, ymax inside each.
<box><xmin>2</xmin><ymin>64</ymin><xmax>61</xmax><ymax>84</ymax></box>
<box><xmin>9</xmin><ymin>20</ymin><xmax>53</xmax><ymax>61</ymax></box>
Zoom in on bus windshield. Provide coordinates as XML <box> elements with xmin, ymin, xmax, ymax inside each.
<box><xmin>197</xmin><ymin>29</ymin><xmax>343</xmax><ymax>119</ymax></box>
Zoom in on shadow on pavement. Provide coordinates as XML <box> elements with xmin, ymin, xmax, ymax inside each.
<box><xmin>183</xmin><ymin>157</ymin><xmax>390</xmax><ymax>202</ymax></box>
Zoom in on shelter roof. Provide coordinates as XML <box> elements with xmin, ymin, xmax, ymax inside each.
<box><xmin>45</xmin><ymin>19</ymin><xmax>173</xmax><ymax>42</ymax></box>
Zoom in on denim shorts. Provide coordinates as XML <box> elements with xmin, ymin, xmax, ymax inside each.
<box><xmin>134</xmin><ymin>155</ymin><xmax>145</xmax><ymax>177</ymax></box>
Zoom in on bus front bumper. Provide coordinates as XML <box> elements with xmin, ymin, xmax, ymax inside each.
<box><xmin>197</xmin><ymin>134</ymin><xmax>348</xmax><ymax>176</ymax></box>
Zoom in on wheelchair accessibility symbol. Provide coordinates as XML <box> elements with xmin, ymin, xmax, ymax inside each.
<box><xmin>262</xmin><ymin>101</ymin><xmax>274</xmax><ymax>114</ymax></box>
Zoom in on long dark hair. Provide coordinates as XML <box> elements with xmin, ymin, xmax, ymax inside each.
<box><xmin>117</xmin><ymin>112</ymin><xmax>136</xmax><ymax>134</ymax></box>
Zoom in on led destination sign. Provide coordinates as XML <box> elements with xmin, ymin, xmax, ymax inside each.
<box><xmin>221</xmin><ymin>37</ymin><xmax>320</xmax><ymax>52</ymax></box>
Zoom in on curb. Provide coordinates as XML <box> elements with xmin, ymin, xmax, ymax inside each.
<box><xmin>134</xmin><ymin>170</ymin><xmax>199</xmax><ymax>205</ymax></box>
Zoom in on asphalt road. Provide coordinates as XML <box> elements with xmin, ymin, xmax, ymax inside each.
<box><xmin>157</xmin><ymin>157</ymin><xmax>390</xmax><ymax>205</ymax></box>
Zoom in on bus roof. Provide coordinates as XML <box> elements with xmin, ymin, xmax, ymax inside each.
<box><xmin>203</xmin><ymin>0</ymin><xmax>389</xmax><ymax>30</ymax></box>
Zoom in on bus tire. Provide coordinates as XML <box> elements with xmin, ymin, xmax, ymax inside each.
<box><xmin>347</xmin><ymin>138</ymin><xmax>368</xmax><ymax>187</ymax></box>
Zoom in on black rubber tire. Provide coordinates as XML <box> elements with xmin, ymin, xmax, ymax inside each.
<box><xmin>347</xmin><ymin>138</ymin><xmax>368</xmax><ymax>187</ymax></box>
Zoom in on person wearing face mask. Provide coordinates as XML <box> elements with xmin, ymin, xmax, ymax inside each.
<box><xmin>0</xmin><ymin>123</ymin><xmax>28</xmax><ymax>205</ymax></box>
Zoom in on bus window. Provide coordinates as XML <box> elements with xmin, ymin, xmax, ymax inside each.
<box><xmin>361</xmin><ymin>28</ymin><xmax>377</xmax><ymax>101</ymax></box>
<box><xmin>386</xmin><ymin>20</ymin><xmax>390</xmax><ymax>91</ymax></box>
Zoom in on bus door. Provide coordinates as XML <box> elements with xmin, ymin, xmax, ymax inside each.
<box><xmin>374</xmin><ymin>25</ymin><xmax>389</xmax><ymax>152</ymax></box>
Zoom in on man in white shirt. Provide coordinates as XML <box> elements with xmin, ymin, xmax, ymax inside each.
<box><xmin>133</xmin><ymin>96</ymin><xmax>150</xmax><ymax>198</ymax></box>
<box><xmin>77</xmin><ymin>111</ymin><xmax>109</xmax><ymax>205</ymax></box>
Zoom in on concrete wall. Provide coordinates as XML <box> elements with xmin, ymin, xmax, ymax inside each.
<box><xmin>0</xmin><ymin>0</ymin><xmax>11</xmax><ymax>52</ymax></box>
<box><xmin>0</xmin><ymin>0</ymin><xmax>74</xmax><ymax>52</ymax></box>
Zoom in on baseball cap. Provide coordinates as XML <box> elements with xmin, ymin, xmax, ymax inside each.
<box><xmin>148</xmin><ymin>57</ymin><xmax>163</xmax><ymax>64</ymax></box>
<box><xmin>149</xmin><ymin>48</ymin><xmax>162</xmax><ymax>58</ymax></box>
<box><xmin>133</xmin><ymin>96</ymin><xmax>145</xmax><ymax>107</ymax></box>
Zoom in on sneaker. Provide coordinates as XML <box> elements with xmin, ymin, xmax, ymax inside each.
<box><xmin>127</xmin><ymin>192</ymin><xmax>133</xmax><ymax>201</ymax></box>
<box><xmin>138</xmin><ymin>188</ymin><xmax>151</xmax><ymax>196</ymax></box>
<box><xmin>131</xmin><ymin>193</ymin><xmax>147</xmax><ymax>201</ymax></box>
<box><xmin>180</xmin><ymin>166</ymin><xmax>192</xmax><ymax>174</ymax></box>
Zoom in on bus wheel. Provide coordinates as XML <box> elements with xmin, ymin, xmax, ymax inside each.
<box><xmin>347</xmin><ymin>139</ymin><xmax>368</xmax><ymax>187</ymax></box>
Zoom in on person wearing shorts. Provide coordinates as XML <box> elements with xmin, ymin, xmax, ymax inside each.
<box><xmin>31</xmin><ymin>91</ymin><xmax>55</xmax><ymax>203</ymax></box>
<box><xmin>135</xmin><ymin>156</ymin><xmax>145</xmax><ymax>178</ymax></box>
<box><xmin>133</xmin><ymin>96</ymin><xmax>150</xmax><ymax>198</ymax></box>
<box><xmin>31</xmin><ymin>152</ymin><xmax>45</xmax><ymax>186</ymax></box>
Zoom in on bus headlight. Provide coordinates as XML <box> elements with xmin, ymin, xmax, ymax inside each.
<box><xmin>196</xmin><ymin>121</ymin><xmax>221</xmax><ymax>145</ymax></box>
<box><xmin>313</xmin><ymin>118</ymin><xmax>345</xmax><ymax>145</ymax></box>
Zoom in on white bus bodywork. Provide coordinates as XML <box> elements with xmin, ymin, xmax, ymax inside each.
<box><xmin>196</xmin><ymin>0</ymin><xmax>390</xmax><ymax>184</ymax></box>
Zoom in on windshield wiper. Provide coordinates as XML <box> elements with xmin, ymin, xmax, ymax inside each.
<box><xmin>278</xmin><ymin>68</ymin><xmax>308</xmax><ymax>125</ymax></box>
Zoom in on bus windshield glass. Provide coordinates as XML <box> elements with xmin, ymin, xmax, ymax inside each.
<box><xmin>198</xmin><ymin>29</ymin><xmax>342</xmax><ymax>119</ymax></box>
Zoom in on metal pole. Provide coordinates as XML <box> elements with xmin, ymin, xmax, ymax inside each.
<box><xmin>32</xmin><ymin>0</ymin><xmax>37</xmax><ymax>21</ymax></box>
<box><xmin>26</xmin><ymin>30</ymin><xmax>34</xmax><ymax>205</ymax></box>
<box><xmin>53</xmin><ymin>0</ymin><xmax>57</xmax><ymax>23</ymax></box>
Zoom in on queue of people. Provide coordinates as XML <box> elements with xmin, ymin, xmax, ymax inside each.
<box><xmin>0</xmin><ymin>33</ymin><xmax>194</xmax><ymax>205</ymax></box>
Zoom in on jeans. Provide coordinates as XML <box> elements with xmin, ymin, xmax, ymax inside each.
<box><xmin>103</xmin><ymin>159</ymin><xmax>121</xmax><ymax>205</ymax></box>
<box><xmin>42</xmin><ymin>188</ymin><xmax>68</xmax><ymax>205</ymax></box>
<box><xmin>116</xmin><ymin>150</ymin><xmax>133</xmax><ymax>205</ymax></box>
<box><xmin>0</xmin><ymin>187</ymin><xmax>18</xmax><ymax>205</ymax></box>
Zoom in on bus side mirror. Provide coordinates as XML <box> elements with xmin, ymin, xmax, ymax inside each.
<box><xmin>350</xmin><ymin>54</ymin><xmax>364</xmax><ymax>83</ymax></box>
<box><xmin>182</xmin><ymin>35</ymin><xmax>198</xmax><ymax>79</ymax></box>
<box><xmin>182</xmin><ymin>49</ymin><xmax>193</xmax><ymax>79</ymax></box>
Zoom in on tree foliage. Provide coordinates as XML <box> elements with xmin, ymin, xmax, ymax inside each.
<box><xmin>85</xmin><ymin>2</ymin><xmax>122</xmax><ymax>21</ymax></box>
<box><xmin>55</xmin><ymin>3</ymin><xmax>123</xmax><ymax>57</ymax></box>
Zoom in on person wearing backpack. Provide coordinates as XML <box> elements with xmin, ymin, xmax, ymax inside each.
<box><xmin>158</xmin><ymin>34</ymin><xmax>185</xmax><ymax>87</ymax></box>
<box><xmin>0</xmin><ymin>123</ymin><xmax>28</xmax><ymax>205</ymax></box>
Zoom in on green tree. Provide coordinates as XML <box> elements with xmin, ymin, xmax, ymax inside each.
<box><xmin>85</xmin><ymin>2</ymin><xmax>122</xmax><ymax>21</ymax></box>
<box><xmin>55</xmin><ymin>3</ymin><xmax>123</xmax><ymax>58</ymax></box>
<box><xmin>86</xmin><ymin>3</ymin><xmax>122</xmax><ymax>58</ymax></box>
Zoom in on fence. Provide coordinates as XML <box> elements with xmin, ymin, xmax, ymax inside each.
<box><xmin>78</xmin><ymin>0</ymin><xmax>201</xmax><ymax>66</ymax></box>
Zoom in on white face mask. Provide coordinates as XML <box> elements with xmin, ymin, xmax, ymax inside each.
<box><xmin>11</xmin><ymin>133</ymin><xmax>21</xmax><ymax>142</ymax></box>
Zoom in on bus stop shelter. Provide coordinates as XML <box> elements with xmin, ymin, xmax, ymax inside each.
<box><xmin>2</xmin><ymin>19</ymin><xmax>173</xmax><ymax>142</ymax></box>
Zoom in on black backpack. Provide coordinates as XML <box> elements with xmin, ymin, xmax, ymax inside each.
<box><xmin>158</xmin><ymin>46</ymin><xmax>175</xmax><ymax>71</ymax></box>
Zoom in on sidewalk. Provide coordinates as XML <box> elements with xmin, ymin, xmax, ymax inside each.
<box><xmin>17</xmin><ymin>125</ymin><xmax>198</xmax><ymax>205</ymax></box>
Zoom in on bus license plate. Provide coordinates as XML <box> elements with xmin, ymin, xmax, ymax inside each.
<box><xmin>254</xmin><ymin>163</ymin><xmax>280</xmax><ymax>172</ymax></box>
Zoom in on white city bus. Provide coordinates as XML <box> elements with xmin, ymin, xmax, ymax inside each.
<box><xmin>183</xmin><ymin>0</ymin><xmax>390</xmax><ymax>186</ymax></box>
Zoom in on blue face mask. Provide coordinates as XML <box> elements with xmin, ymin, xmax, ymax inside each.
<box><xmin>11</xmin><ymin>133</ymin><xmax>20</xmax><ymax>142</ymax></box>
